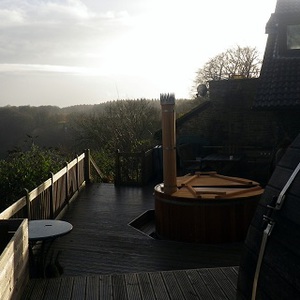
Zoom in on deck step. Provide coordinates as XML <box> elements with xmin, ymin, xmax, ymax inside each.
<box><xmin>128</xmin><ymin>209</ymin><xmax>156</xmax><ymax>237</ymax></box>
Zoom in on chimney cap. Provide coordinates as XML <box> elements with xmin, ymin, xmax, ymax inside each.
<box><xmin>160</xmin><ymin>93</ymin><xmax>175</xmax><ymax>105</ymax></box>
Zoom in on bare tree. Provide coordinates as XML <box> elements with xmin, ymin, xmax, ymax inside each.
<box><xmin>193</xmin><ymin>45</ymin><xmax>262</xmax><ymax>90</ymax></box>
<box><xmin>71</xmin><ymin>99</ymin><xmax>161</xmax><ymax>153</ymax></box>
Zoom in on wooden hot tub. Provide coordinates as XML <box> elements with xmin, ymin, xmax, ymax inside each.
<box><xmin>154</xmin><ymin>172</ymin><xmax>263</xmax><ymax>243</ymax></box>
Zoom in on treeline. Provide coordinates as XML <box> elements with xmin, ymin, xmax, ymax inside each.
<box><xmin>0</xmin><ymin>98</ymin><xmax>198</xmax><ymax>159</ymax></box>
<box><xmin>0</xmin><ymin>105</ymin><xmax>70</xmax><ymax>158</ymax></box>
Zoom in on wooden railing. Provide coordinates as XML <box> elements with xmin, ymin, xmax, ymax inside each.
<box><xmin>0</xmin><ymin>149</ymin><xmax>102</xmax><ymax>220</ymax></box>
<box><xmin>115</xmin><ymin>149</ymin><xmax>155</xmax><ymax>186</ymax></box>
<box><xmin>0</xmin><ymin>149</ymin><xmax>103</xmax><ymax>299</ymax></box>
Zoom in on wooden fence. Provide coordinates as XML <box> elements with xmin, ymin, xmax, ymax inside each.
<box><xmin>115</xmin><ymin>149</ymin><xmax>155</xmax><ymax>186</ymax></box>
<box><xmin>0</xmin><ymin>149</ymin><xmax>102</xmax><ymax>220</ymax></box>
<box><xmin>0</xmin><ymin>149</ymin><xmax>104</xmax><ymax>299</ymax></box>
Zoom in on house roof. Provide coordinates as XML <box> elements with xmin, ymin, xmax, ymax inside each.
<box><xmin>153</xmin><ymin>100</ymin><xmax>211</xmax><ymax>141</ymax></box>
<box><xmin>253</xmin><ymin>0</ymin><xmax>300</xmax><ymax>109</ymax></box>
<box><xmin>176</xmin><ymin>100</ymin><xmax>211</xmax><ymax>127</ymax></box>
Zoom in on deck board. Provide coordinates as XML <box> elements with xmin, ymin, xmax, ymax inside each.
<box><xmin>111</xmin><ymin>274</ymin><xmax>127</xmax><ymax>300</ymax></box>
<box><xmin>86</xmin><ymin>276</ymin><xmax>99</xmax><ymax>300</ymax></box>
<box><xmin>72</xmin><ymin>277</ymin><xmax>87</xmax><ymax>300</ymax></box>
<box><xmin>99</xmin><ymin>274</ymin><xmax>112</xmax><ymax>300</ymax></box>
<box><xmin>173</xmin><ymin>270</ymin><xmax>199</xmax><ymax>300</ymax></box>
<box><xmin>43</xmin><ymin>277</ymin><xmax>60</xmax><ymax>300</ymax></box>
<box><xmin>57</xmin><ymin>276</ymin><xmax>73</xmax><ymax>300</ymax></box>
<box><xmin>162</xmin><ymin>270</ymin><xmax>186</xmax><ymax>299</ymax></box>
<box><xmin>197</xmin><ymin>268</ymin><xmax>228</xmax><ymax>299</ymax></box>
<box><xmin>208</xmin><ymin>268</ymin><xmax>236</xmax><ymax>299</ymax></box>
<box><xmin>137</xmin><ymin>272</ymin><xmax>156</xmax><ymax>300</ymax></box>
<box><xmin>125</xmin><ymin>273</ymin><xmax>141</xmax><ymax>300</ymax></box>
<box><xmin>184</xmin><ymin>269</ymin><xmax>214</xmax><ymax>300</ymax></box>
<box><xmin>148</xmin><ymin>272</ymin><xmax>170</xmax><ymax>299</ymax></box>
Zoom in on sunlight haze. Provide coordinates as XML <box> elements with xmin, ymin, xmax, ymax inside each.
<box><xmin>0</xmin><ymin>0</ymin><xmax>277</xmax><ymax>107</ymax></box>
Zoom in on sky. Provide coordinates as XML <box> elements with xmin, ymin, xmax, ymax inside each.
<box><xmin>0</xmin><ymin>0</ymin><xmax>278</xmax><ymax>107</ymax></box>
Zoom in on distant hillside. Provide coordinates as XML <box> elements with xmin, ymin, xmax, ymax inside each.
<box><xmin>0</xmin><ymin>105</ymin><xmax>73</xmax><ymax>158</ymax></box>
<box><xmin>0</xmin><ymin>98</ymin><xmax>196</xmax><ymax>159</ymax></box>
<box><xmin>61</xmin><ymin>104</ymin><xmax>104</xmax><ymax>114</ymax></box>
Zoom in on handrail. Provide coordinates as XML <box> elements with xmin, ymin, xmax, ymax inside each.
<box><xmin>0</xmin><ymin>196</ymin><xmax>27</xmax><ymax>220</ymax></box>
<box><xmin>90</xmin><ymin>156</ymin><xmax>105</xmax><ymax>180</ymax></box>
<box><xmin>0</xmin><ymin>149</ymin><xmax>99</xmax><ymax>220</ymax></box>
<box><xmin>27</xmin><ymin>179</ymin><xmax>52</xmax><ymax>201</ymax></box>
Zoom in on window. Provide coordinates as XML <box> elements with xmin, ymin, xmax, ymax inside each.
<box><xmin>277</xmin><ymin>13</ymin><xmax>300</xmax><ymax>57</ymax></box>
<box><xmin>287</xmin><ymin>24</ymin><xmax>300</xmax><ymax>50</ymax></box>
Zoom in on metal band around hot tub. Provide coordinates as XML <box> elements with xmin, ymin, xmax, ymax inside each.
<box><xmin>251</xmin><ymin>162</ymin><xmax>300</xmax><ymax>300</ymax></box>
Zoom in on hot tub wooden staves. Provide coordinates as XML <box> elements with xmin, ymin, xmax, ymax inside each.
<box><xmin>155</xmin><ymin>172</ymin><xmax>263</xmax><ymax>243</ymax></box>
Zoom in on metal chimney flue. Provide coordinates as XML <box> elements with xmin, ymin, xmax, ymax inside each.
<box><xmin>160</xmin><ymin>93</ymin><xmax>177</xmax><ymax>195</ymax></box>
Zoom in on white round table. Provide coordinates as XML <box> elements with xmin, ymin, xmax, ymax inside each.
<box><xmin>29</xmin><ymin>220</ymin><xmax>73</xmax><ymax>241</ymax></box>
<box><xmin>28</xmin><ymin>219</ymin><xmax>73</xmax><ymax>277</ymax></box>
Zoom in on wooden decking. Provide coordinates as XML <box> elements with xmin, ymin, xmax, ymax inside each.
<box><xmin>23</xmin><ymin>266</ymin><xmax>239</xmax><ymax>299</ymax></box>
<box><xmin>23</xmin><ymin>182</ymin><xmax>243</xmax><ymax>299</ymax></box>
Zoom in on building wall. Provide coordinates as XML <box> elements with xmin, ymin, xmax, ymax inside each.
<box><xmin>177</xmin><ymin>78</ymin><xmax>279</xmax><ymax>149</ymax></box>
<box><xmin>176</xmin><ymin>78</ymin><xmax>300</xmax><ymax>185</ymax></box>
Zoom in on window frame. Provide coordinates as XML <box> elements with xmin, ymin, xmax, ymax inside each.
<box><xmin>278</xmin><ymin>13</ymin><xmax>300</xmax><ymax>57</ymax></box>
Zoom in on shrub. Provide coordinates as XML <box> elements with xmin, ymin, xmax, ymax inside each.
<box><xmin>0</xmin><ymin>145</ymin><xmax>67</xmax><ymax>211</ymax></box>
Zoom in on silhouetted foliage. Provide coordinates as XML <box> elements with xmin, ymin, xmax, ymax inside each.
<box><xmin>69</xmin><ymin>99</ymin><xmax>162</xmax><ymax>178</ymax></box>
<box><xmin>0</xmin><ymin>144</ymin><xmax>68</xmax><ymax>211</ymax></box>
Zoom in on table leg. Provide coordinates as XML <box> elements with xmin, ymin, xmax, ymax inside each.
<box><xmin>29</xmin><ymin>239</ymin><xmax>55</xmax><ymax>278</ymax></box>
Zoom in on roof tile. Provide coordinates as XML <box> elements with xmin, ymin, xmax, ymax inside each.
<box><xmin>253</xmin><ymin>0</ymin><xmax>300</xmax><ymax>109</ymax></box>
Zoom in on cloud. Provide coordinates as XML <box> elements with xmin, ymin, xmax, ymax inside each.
<box><xmin>0</xmin><ymin>63</ymin><xmax>109</xmax><ymax>77</ymax></box>
<box><xmin>1</xmin><ymin>0</ymin><xmax>93</xmax><ymax>23</ymax></box>
<box><xmin>0</xmin><ymin>0</ymin><xmax>134</xmax><ymax>66</ymax></box>
<box><xmin>0</xmin><ymin>0</ymin><xmax>278</xmax><ymax>107</ymax></box>
<box><xmin>0</xmin><ymin>9</ymin><xmax>24</xmax><ymax>28</ymax></box>
<box><xmin>41</xmin><ymin>0</ymin><xmax>93</xmax><ymax>21</ymax></box>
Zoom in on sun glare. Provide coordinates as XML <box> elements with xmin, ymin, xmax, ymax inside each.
<box><xmin>0</xmin><ymin>0</ymin><xmax>278</xmax><ymax>105</ymax></box>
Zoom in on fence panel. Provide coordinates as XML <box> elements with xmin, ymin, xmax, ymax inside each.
<box><xmin>53</xmin><ymin>174</ymin><xmax>67</xmax><ymax>219</ymax></box>
<box><xmin>115</xmin><ymin>149</ymin><xmax>154</xmax><ymax>186</ymax></box>
<box><xmin>0</xmin><ymin>151</ymin><xmax>88</xmax><ymax>220</ymax></box>
<box><xmin>29</xmin><ymin>188</ymin><xmax>52</xmax><ymax>220</ymax></box>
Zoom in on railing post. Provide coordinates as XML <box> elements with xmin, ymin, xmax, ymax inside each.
<box><xmin>84</xmin><ymin>149</ymin><xmax>91</xmax><ymax>184</ymax></box>
<box><xmin>65</xmin><ymin>161</ymin><xmax>69</xmax><ymax>203</ymax></box>
<box><xmin>115</xmin><ymin>149</ymin><xmax>121</xmax><ymax>185</ymax></box>
<box><xmin>76</xmin><ymin>155</ymin><xmax>80</xmax><ymax>191</ymax></box>
<box><xmin>141</xmin><ymin>151</ymin><xmax>146</xmax><ymax>185</ymax></box>
<box><xmin>25</xmin><ymin>188</ymin><xmax>31</xmax><ymax>220</ymax></box>
<box><xmin>50</xmin><ymin>172</ymin><xmax>54</xmax><ymax>219</ymax></box>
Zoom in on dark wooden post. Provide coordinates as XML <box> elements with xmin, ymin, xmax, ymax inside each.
<box><xmin>141</xmin><ymin>151</ymin><xmax>146</xmax><ymax>185</ymax></box>
<box><xmin>115</xmin><ymin>149</ymin><xmax>121</xmax><ymax>185</ymax></box>
<box><xmin>84</xmin><ymin>149</ymin><xmax>91</xmax><ymax>184</ymax></box>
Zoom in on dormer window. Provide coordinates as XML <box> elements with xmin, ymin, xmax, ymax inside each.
<box><xmin>277</xmin><ymin>13</ymin><xmax>300</xmax><ymax>57</ymax></box>
<box><xmin>287</xmin><ymin>24</ymin><xmax>300</xmax><ymax>50</ymax></box>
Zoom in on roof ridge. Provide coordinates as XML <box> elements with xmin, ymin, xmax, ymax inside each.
<box><xmin>275</xmin><ymin>0</ymin><xmax>300</xmax><ymax>14</ymax></box>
